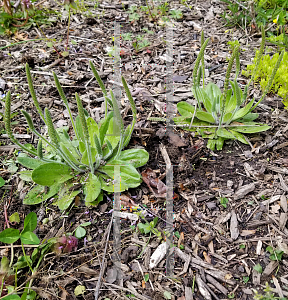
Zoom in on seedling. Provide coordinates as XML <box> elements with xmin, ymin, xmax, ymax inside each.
<box><xmin>74</xmin><ymin>222</ymin><xmax>91</xmax><ymax>238</ymax></box>
<box><xmin>254</xmin><ymin>263</ymin><xmax>263</xmax><ymax>273</ymax></box>
<box><xmin>220</xmin><ymin>197</ymin><xmax>229</xmax><ymax>208</ymax></box>
<box><xmin>266</xmin><ymin>246</ymin><xmax>284</xmax><ymax>261</ymax></box>
<box><xmin>138</xmin><ymin>217</ymin><xmax>161</xmax><ymax>238</ymax></box>
<box><xmin>254</xmin><ymin>282</ymin><xmax>288</xmax><ymax>300</ymax></box>
<box><xmin>169</xmin><ymin>9</ymin><xmax>182</xmax><ymax>19</ymax></box>
<box><xmin>0</xmin><ymin>212</ymin><xmax>52</xmax><ymax>299</ymax></box>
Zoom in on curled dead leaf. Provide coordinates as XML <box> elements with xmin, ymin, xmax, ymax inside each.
<box><xmin>142</xmin><ymin>168</ymin><xmax>167</xmax><ymax>198</ymax></box>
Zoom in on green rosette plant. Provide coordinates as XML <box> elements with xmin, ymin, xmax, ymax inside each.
<box><xmin>4</xmin><ymin>62</ymin><xmax>149</xmax><ymax>210</ymax></box>
<box><xmin>174</xmin><ymin>28</ymin><xmax>284</xmax><ymax>151</ymax></box>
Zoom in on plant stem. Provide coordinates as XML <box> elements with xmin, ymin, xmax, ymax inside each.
<box><xmin>65</xmin><ymin>6</ymin><xmax>71</xmax><ymax>51</ymax></box>
<box><xmin>21</xmin><ymin>242</ymin><xmax>33</xmax><ymax>274</ymax></box>
<box><xmin>0</xmin><ymin>39</ymin><xmax>45</xmax><ymax>50</ymax></box>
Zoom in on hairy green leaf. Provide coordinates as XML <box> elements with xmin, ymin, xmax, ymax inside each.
<box><xmin>196</xmin><ymin>111</ymin><xmax>215</xmax><ymax>123</ymax></box>
<box><xmin>17</xmin><ymin>157</ymin><xmax>46</xmax><ymax>170</ymax></box>
<box><xmin>84</xmin><ymin>173</ymin><xmax>101</xmax><ymax>202</ymax></box>
<box><xmin>32</xmin><ymin>163</ymin><xmax>73</xmax><ymax>186</ymax></box>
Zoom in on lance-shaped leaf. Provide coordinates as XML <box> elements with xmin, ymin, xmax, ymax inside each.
<box><xmin>122</xmin><ymin>76</ymin><xmax>137</xmax><ymax>146</ymax></box>
<box><xmin>196</xmin><ymin>111</ymin><xmax>215</xmax><ymax>123</ymax></box>
<box><xmin>17</xmin><ymin>157</ymin><xmax>45</xmax><ymax>170</ymax></box>
<box><xmin>60</xmin><ymin>142</ymin><xmax>82</xmax><ymax>166</ymax></box>
<box><xmin>230</xmin><ymin>123</ymin><xmax>270</xmax><ymax>133</ymax></box>
<box><xmin>231</xmin><ymin>99</ymin><xmax>254</xmax><ymax>121</ymax></box>
<box><xmin>229</xmin><ymin>129</ymin><xmax>249</xmax><ymax>144</ymax></box>
<box><xmin>99</xmin><ymin>111</ymin><xmax>114</xmax><ymax>144</ymax></box>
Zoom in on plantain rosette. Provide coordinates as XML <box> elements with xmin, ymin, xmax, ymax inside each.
<box><xmin>18</xmin><ymin>115</ymin><xmax>149</xmax><ymax>210</ymax></box>
<box><xmin>5</xmin><ymin>62</ymin><xmax>149</xmax><ymax>210</ymax></box>
<box><xmin>174</xmin><ymin>82</ymin><xmax>270</xmax><ymax>151</ymax></box>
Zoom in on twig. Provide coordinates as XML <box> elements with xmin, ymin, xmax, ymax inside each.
<box><xmin>94</xmin><ymin>218</ymin><xmax>113</xmax><ymax>300</ymax></box>
<box><xmin>159</xmin><ymin>144</ymin><xmax>171</xmax><ymax>166</ymax></box>
<box><xmin>103</xmin><ymin>283</ymin><xmax>151</xmax><ymax>300</ymax></box>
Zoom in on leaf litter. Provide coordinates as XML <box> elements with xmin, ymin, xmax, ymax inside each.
<box><xmin>0</xmin><ymin>0</ymin><xmax>288</xmax><ymax>299</ymax></box>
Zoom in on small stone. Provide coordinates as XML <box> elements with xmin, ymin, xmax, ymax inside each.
<box><xmin>238</xmin><ymin>265</ymin><xmax>245</xmax><ymax>273</ymax></box>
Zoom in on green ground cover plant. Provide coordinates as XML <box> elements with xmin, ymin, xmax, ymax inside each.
<box><xmin>220</xmin><ymin>0</ymin><xmax>288</xmax><ymax>42</ymax></box>
<box><xmin>174</xmin><ymin>29</ymin><xmax>284</xmax><ymax>150</ymax></box>
<box><xmin>128</xmin><ymin>2</ymin><xmax>182</xmax><ymax>24</ymax></box>
<box><xmin>0</xmin><ymin>0</ymin><xmax>55</xmax><ymax>35</ymax></box>
<box><xmin>4</xmin><ymin>62</ymin><xmax>149</xmax><ymax>210</ymax></box>
<box><xmin>242</xmin><ymin>49</ymin><xmax>288</xmax><ymax>106</ymax></box>
<box><xmin>254</xmin><ymin>283</ymin><xmax>288</xmax><ymax>300</ymax></box>
<box><xmin>0</xmin><ymin>212</ymin><xmax>81</xmax><ymax>299</ymax></box>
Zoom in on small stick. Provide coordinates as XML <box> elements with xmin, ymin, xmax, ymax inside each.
<box><xmin>94</xmin><ymin>219</ymin><xmax>113</xmax><ymax>300</ymax></box>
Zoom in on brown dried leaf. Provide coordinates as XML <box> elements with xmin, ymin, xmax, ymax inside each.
<box><xmin>120</xmin><ymin>195</ymin><xmax>136</xmax><ymax>208</ymax></box>
<box><xmin>168</xmin><ymin>133</ymin><xmax>187</xmax><ymax>147</ymax></box>
<box><xmin>203</xmin><ymin>251</ymin><xmax>212</xmax><ymax>264</ymax></box>
<box><xmin>14</xmin><ymin>32</ymin><xmax>28</xmax><ymax>41</ymax></box>
<box><xmin>142</xmin><ymin>168</ymin><xmax>167</xmax><ymax>198</ymax></box>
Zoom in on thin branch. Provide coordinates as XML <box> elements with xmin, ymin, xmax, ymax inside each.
<box><xmin>94</xmin><ymin>218</ymin><xmax>113</xmax><ymax>300</ymax></box>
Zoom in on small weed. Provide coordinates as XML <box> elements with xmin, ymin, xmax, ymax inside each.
<box><xmin>266</xmin><ymin>246</ymin><xmax>284</xmax><ymax>261</ymax></box>
<box><xmin>243</xmin><ymin>276</ymin><xmax>250</xmax><ymax>283</ymax></box>
<box><xmin>254</xmin><ymin>283</ymin><xmax>288</xmax><ymax>299</ymax></box>
<box><xmin>220</xmin><ymin>197</ymin><xmax>229</xmax><ymax>208</ymax></box>
<box><xmin>254</xmin><ymin>263</ymin><xmax>263</xmax><ymax>273</ymax></box>
<box><xmin>126</xmin><ymin>2</ymin><xmax>182</xmax><ymax>24</ymax></box>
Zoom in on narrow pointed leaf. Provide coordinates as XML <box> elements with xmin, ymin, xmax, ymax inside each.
<box><xmin>230</xmin><ymin>124</ymin><xmax>270</xmax><ymax>133</ymax></box>
<box><xmin>217</xmin><ymin>128</ymin><xmax>236</xmax><ymax>139</ymax></box>
<box><xmin>60</xmin><ymin>142</ymin><xmax>81</xmax><ymax>166</ymax></box>
<box><xmin>229</xmin><ymin>130</ymin><xmax>249</xmax><ymax>144</ymax></box>
<box><xmin>232</xmin><ymin>99</ymin><xmax>254</xmax><ymax>121</ymax></box>
<box><xmin>17</xmin><ymin>157</ymin><xmax>46</xmax><ymax>170</ymax></box>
